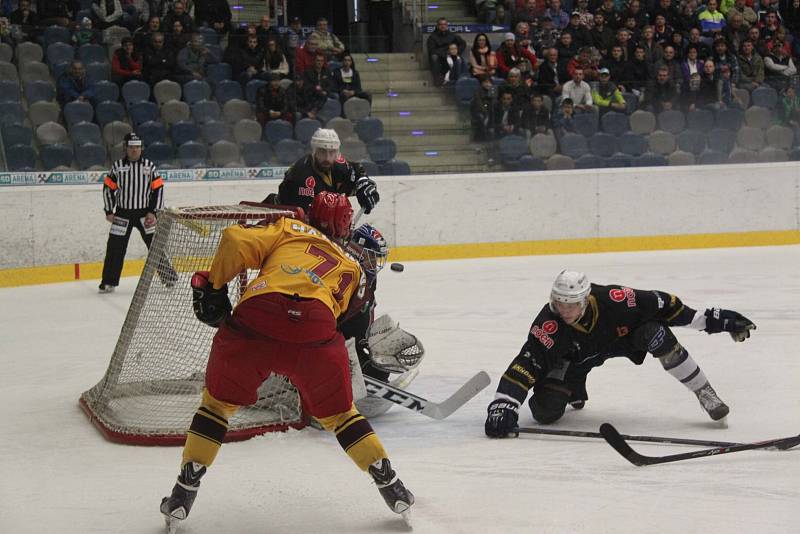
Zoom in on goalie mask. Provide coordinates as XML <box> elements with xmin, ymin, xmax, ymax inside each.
<box><xmin>347</xmin><ymin>224</ymin><xmax>388</xmax><ymax>277</ymax></box>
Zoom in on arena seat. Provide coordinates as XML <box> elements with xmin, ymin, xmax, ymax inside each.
<box><xmin>599</xmin><ymin>111</ymin><xmax>628</xmax><ymax>136</ymax></box>
<box><xmin>70</xmin><ymin>121</ymin><xmax>102</xmax><ymax>147</ymax></box>
<box><xmin>294</xmin><ymin>118</ymin><xmax>321</xmax><ymax>144</ymax></box>
<box><xmin>354</xmin><ymin>117</ymin><xmax>384</xmax><ymax>143</ymax></box>
<box><xmin>588</xmin><ymin>132</ymin><xmax>617</xmax><ymax>157</ymax></box>
<box><xmin>75</xmin><ymin>142</ymin><xmax>107</xmax><ymax>170</ymax></box>
<box><xmin>122</xmin><ymin>80</ymin><xmax>151</xmax><ymax>108</ymax></box>
<box><xmin>241</xmin><ymin>141</ymin><xmax>273</xmax><ymax>167</ymax></box>
<box><xmin>263</xmin><ymin>119</ymin><xmax>293</xmax><ymax>145</ymax></box>
<box><xmin>63</xmin><ymin>100</ymin><xmax>94</xmax><ymax>126</ymax></box>
<box><xmin>657</xmin><ymin>109</ymin><xmax>685</xmax><ymax>134</ymax></box>
<box><xmin>177</xmin><ymin>141</ymin><xmax>208</xmax><ymax>168</ymax></box>
<box><xmin>367</xmin><ymin>137</ymin><xmax>399</xmax><ymax>164</ymax></box>
<box><xmin>93</xmin><ymin>80</ymin><xmax>120</xmax><ymax>103</ymax></box>
<box><xmin>6</xmin><ymin>143</ymin><xmax>37</xmax><ymax>170</ymax></box>
<box><xmin>170</xmin><ymin>120</ymin><xmax>201</xmax><ymax>146</ymax></box>
<box><xmin>676</xmin><ymin>130</ymin><xmax>707</xmax><ymax>155</ymax></box>
<box><xmin>343</xmin><ymin>97</ymin><xmax>371</xmax><ymax>121</ymax></box>
<box><xmin>559</xmin><ymin>133</ymin><xmax>589</xmax><ymax>158</ymax></box>
<box><xmin>129</xmin><ymin>101</ymin><xmax>160</xmax><ymax>126</ymax></box>
<box><xmin>618</xmin><ymin>132</ymin><xmax>647</xmax><ymax>156</ymax></box>
<box><xmin>41</xmin><ymin>143</ymin><xmax>74</xmax><ymax>170</ymax></box>
<box><xmin>274</xmin><ymin>138</ymin><xmax>306</xmax><ymax>164</ymax></box>
<box><xmin>136</xmin><ymin>120</ymin><xmax>167</xmax><ymax>146</ymax></box>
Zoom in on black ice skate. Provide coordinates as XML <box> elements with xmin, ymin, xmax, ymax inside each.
<box><xmin>98</xmin><ymin>283</ymin><xmax>116</xmax><ymax>294</ymax></box>
<box><xmin>369</xmin><ymin>458</ymin><xmax>414</xmax><ymax>525</ymax></box>
<box><xmin>695</xmin><ymin>382</ymin><xmax>730</xmax><ymax>421</ymax></box>
<box><xmin>160</xmin><ymin>461</ymin><xmax>206</xmax><ymax>533</ymax></box>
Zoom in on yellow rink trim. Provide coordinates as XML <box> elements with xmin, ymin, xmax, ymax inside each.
<box><xmin>2</xmin><ymin>229</ymin><xmax>799</xmax><ymax>288</ymax></box>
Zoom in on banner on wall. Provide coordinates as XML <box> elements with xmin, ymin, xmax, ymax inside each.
<box><xmin>0</xmin><ymin>166</ymin><xmax>291</xmax><ymax>187</ymax></box>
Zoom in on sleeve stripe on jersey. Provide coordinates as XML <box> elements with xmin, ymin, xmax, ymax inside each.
<box><xmin>103</xmin><ymin>175</ymin><xmax>118</xmax><ymax>190</ymax></box>
<box><xmin>502</xmin><ymin>374</ymin><xmax>531</xmax><ymax>393</ymax></box>
<box><xmin>666</xmin><ymin>304</ymin><xmax>685</xmax><ymax>322</ymax></box>
<box><xmin>151</xmin><ymin>177</ymin><xmax>164</xmax><ymax>190</ymax></box>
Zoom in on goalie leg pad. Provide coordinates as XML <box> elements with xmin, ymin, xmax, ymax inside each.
<box><xmin>316</xmin><ymin>403</ymin><xmax>388</xmax><ymax>471</ymax></box>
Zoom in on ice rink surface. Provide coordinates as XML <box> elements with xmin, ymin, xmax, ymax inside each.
<box><xmin>1</xmin><ymin>245</ymin><xmax>799</xmax><ymax>534</ymax></box>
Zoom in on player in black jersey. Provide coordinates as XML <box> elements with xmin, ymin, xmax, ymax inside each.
<box><xmin>485</xmin><ymin>270</ymin><xmax>756</xmax><ymax>438</ymax></box>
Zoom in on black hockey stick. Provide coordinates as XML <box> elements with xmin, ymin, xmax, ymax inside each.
<box><xmin>515</xmin><ymin>426</ymin><xmax>746</xmax><ymax>448</ymax></box>
<box><xmin>599</xmin><ymin>423</ymin><xmax>800</xmax><ymax>466</ymax></box>
<box><xmin>363</xmin><ymin>371</ymin><xmax>491</xmax><ymax>420</ymax></box>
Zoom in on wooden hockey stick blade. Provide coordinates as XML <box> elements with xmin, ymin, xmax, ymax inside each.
<box><xmin>599</xmin><ymin>423</ymin><xmax>800</xmax><ymax>466</ymax></box>
<box><xmin>363</xmin><ymin>371</ymin><xmax>491</xmax><ymax>420</ymax></box>
<box><xmin>515</xmin><ymin>426</ymin><xmax>745</xmax><ymax>448</ymax></box>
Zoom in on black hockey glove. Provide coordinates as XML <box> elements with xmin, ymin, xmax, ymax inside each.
<box><xmin>703</xmin><ymin>308</ymin><xmax>756</xmax><ymax>342</ymax></box>
<box><xmin>355</xmin><ymin>177</ymin><xmax>379</xmax><ymax>214</ymax></box>
<box><xmin>485</xmin><ymin>399</ymin><xmax>520</xmax><ymax>438</ymax></box>
<box><xmin>191</xmin><ymin>271</ymin><xmax>232</xmax><ymax>328</ymax></box>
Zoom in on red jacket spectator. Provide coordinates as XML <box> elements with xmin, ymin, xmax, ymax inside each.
<box><xmin>294</xmin><ymin>40</ymin><xmax>327</xmax><ymax>76</ymax></box>
<box><xmin>495</xmin><ymin>39</ymin><xmax>537</xmax><ymax>78</ymax></box>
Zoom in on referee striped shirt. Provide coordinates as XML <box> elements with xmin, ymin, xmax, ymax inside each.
<box><xmin>102</xmin><ymin>157</ymin><xmax>164</xmax><ymax>214</ymax></box>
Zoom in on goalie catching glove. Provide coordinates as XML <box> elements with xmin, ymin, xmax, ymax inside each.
<box><xmin>703</xmin><ymin>308</ymin><xmax>756</xmax><ymax>342</ymax></box>
<box><xmin>191</xmin><ymin>271</ymin><xmax>232</xmax><ymax>328</ymax></box>
<box><xmin>485</xmin><ymin>399</ymin><xmax>519</xmax><ymax>438</ymax></box>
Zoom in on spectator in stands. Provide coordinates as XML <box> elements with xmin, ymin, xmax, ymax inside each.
<box><xmin>288</xmin><ymin>73</ymin><xmax>325</xmax><ymax>122</ymax></box>
<box><xmin>426</xmin><ymin>18</ymin><xmax>467</xmax><ymax>87</ymax></box>
<box><xmin>601</xmin><ymin>44</ymin><xmax>631</xmax><ymax>91</ymax></box>
<box><xmin>147</xmin><ymin>0</ymin><xmax>172</xmax><ymax>19</ymax></box>
<box><xmin>764</xmin><ymin>42</ymin><xmax>797</xmax><ymax>91</ymax></box>
<box><xmin>310</xmin><ymin>17</ymin><xmax>345</xmax><ymax>61</ymax></box>
<box><xmin>490</xmin><ymin>4</ymin><xmax>512</xmax><ymax>27</ymax></box>
<box><xmin>58</xmin><ymin>60</ymin><xmax>95</xmax><ymax>106</ymax></box>
<box><xmin>590</xmin><ymin>12</ymin><xmax>615</xmax><ymax>56</ymax></box>
<box><xmin>574</xmin><ymin>0</ymin><xmax>594</xmax><ymax>29</ymax></box>
<box><xmin>9</xmin><ymin>0</ymin><xmax>39</xmax><ymax>40</ymax></box>
<box><xmin>737</xmin><ymin>39</ymin><xmax>764</xmax><ymax>91</ymax></box>
<box><xmin>712</xmin><ymin>37</ymin><xmax>740</xmax><ymax>84</ymax></box>
<box><xmin>680</xmin><ymin>44</ymin><xmax>705</xmax><ymax>88</ymax></box>
<box><xmin>699</xmin><ymin>0</ymin><xmax>726</xmax><ymax>41</ymax></box>
<box><xmin>493</xmin><ymin>89</ymin><xmax>522</xmax><ymax>138</ymax></box>
<box><xmin>627</xmin><ymin>45</ymin><xmax>651</xmax><ymax>95</ymax></box>
<box><xmin>134</xmin><ymin>15</ymin><xmax>161</xmax><ymax>52</ymax></box>
<box><xmin>545</xmin><ymin>0</ymin><xmax>569</xmax><ymax>30</ymax></box>
<box><xmin>537</xmin><ymin>46</ymin><xmax>568</xmax><ymax>97</ymax></box>
<box><xmin>226</xmin><ymin>21</ymin><xmax>254</xmax><ymax>51</ymax></box>
<box><xmin>723</xmin><ymin>12</ymin><xmax>748</xmax><ymax>52</ymax></box>
<box><xmin>496</xmin><ymin>33</ymin><xmax>537</xmax><ymax>81</ymax></box>
<box><xmin>654</xmin><ymin>44</ymin><xmax>682</xmax><ymax>85</ymax></box>
<box><xmin>565</xmin><ymin>11</ymin><xmax>591</xmax><ymax>49</ymax></box>
<box><xmin>553</xmin><ymin>97</ymin><xmax>577</xmax><ymax>137</ymax></box>
<box><xmin>112</xmin><ymin>37</ymin><xmax>143</xmax><ymax>85</ymax></box>
<box><xmin>470</xmin><ymin>75</ymin><xmax>496</xmax><ymax>141</ymax></box>
<box><xmin>295</xmin><ymin>36</ymin><xmax>325</xmax><ymax>77</ymax></box>
<box><xmin>38</xmin><ymin>0</ymin><xmax>73</xmax><ymax>27</ymax></box>
<box><xmin>264</xmin><ymin>38</ymin><xmax>290</xmax><ymax>78</ymax></box>
<box><xmin>759</xmin><ymin>10</ymin><xmax>781</xmax><ymax>42</ymax></box>
<box><xmin>521</xmin><ymin>92</ymin><xmax>551</xmax><ymax>135</ymax></box>
<box><xmin>597</xmin><ymin>0</ymin><xmax>621</xmax><ymax>30</ymax></box>
<box><xmin>169</xmin><ymin>19</ymin><xmax>191</xmax><ymax>50</ymax></box>
<box><xmin>621</xmin><ymin>15</ymin><xmax>641</xmax><ymax>44</ymax></box>
<box><xmin>282</xmin><ymin>16</ymin><xmax>304</xmax><ymax>74</ymax></box>
<box><xmin>195</xmin><ymin>0</ymin><xmax>231</xmax><ymax>36</ymax></box>
<box><xmin>718</xmin><ymin>63</ymin><xmax>741</xmax><ymax>108</ymax></box>
<box><xmin>687</xmin><ymin>27</ymin><xmax>712</xmax><ymax>60</ymax></box>
<box><xmin>143</xmin><ymin>32</ymin><xmax>178</xmax><ymax>85</ymax></box>
<box><xmin>566</xmin><ymin>46</ymin><xmax>599</xmax><ymax>82</ymax></box>
<box><xmin>162</xmin><ymin>1</ymin><xmax>193</xmax><ymax>34</ymax></box>
<box><xmin>561</xmin><ymin>66</ymin><xmax>594</xmax><ymax>112</ymax></box>
<box><xmin>332</xmin><ymin>53</ymin><xmax>370</xmax><ymax>108</ymax></box>
<box><xmin>367</xmin><ymin>0</ymin><xmax>394</xmax><ymax>52</ymax></box>
<box><xmin>639</xmin><ymin>26</ymin><xmax>663</xmax><ymax>76</ymax></box>
<box><xmin>555</xmin><ymin>30</ymin><xmax>579</xmax><ymax>62</ymax></box>
<box><xmin>727</xmin><ymin>0</ymin><xmax>757</xmax><ymax>28</ymax></box>
<box><xmin>653</xmin><ymin>0</ymin><xmax>681</xmax><ymax>30</ymax></box>
<box><xmin>681</xmin><ymin>72</ymin><xmax>713</xmax><ymax>111</ymax></box>
<box><xmin>777</xmin><ymin>85</ymin><xmax>800</xmax><ymax>126</ymax></box>
<box><xmin>503</xmin><ymin>67</ymin><xmax>530</xmax><ymax>105</ymax></box>
<box><xmin>592</xmin><ymin>67</ymin><xmax>626</xmax><ymax>114</ymax></box>
<box><xmin>255</xmin><ymin>73</ymin><xmax>292</xmax><ymax>126</ymax></box>
<box><xmin>764</xmin><ymin>27</ymin><xmax>792</xmax><ymax>57</ymax></box>
<box><xmin>644</xmin><ymin>65</ymin><xmax>678</xmax><ymax>112</ymax></box>
<box><xmin>73</xmin><ymin>16</ymin><xmax>100</xmax><ymax>47</ymax></box>
<box><xmin>439</xmin><ymin>42</ymin><xmax>468</xmax><ymax>86</ymax></box>
<box><xmin>91</xmin><ymin>0</ymin><xmax>135</xmax><ymax>31</ymax></box>
<box><xmin>671</xmin><ymin>31</ymin><xmax>686</xmax><ymax>59</ymax></box>
<box><xmin>613</xmin><ymin>27</ymin><xmax>636</xmax><ymax>61</ymax></box>
<box><xmin>257</xmin><ymin>14</ymin><xmax>280</xmax><ymax>47</ymax></box>
<box><xmin>177</xmin><ymin>33</ymin><xmax>220</xmax><ymax>81</ymax></box>
<box><xmin>231</xmin><ymin>34</ymin><xmax>267</xmax><ymax>87</ymax></box>
<box><xmin>304</xmin><ymin>53</ymin><xmax>333</xmax><ymax>103</ymax></box>
<box><xmin>469</xmin><ymin>33</ymin><xmax>497</xmax><ymax>79</ymax></box>
<box><xmin>622</xmin><ymin>0</ymin><xmax>648</xmax><ymax>28</ymax></box>
<box><xmin>514</xmin><ymin>0</ymin><xmax>543</xmax><ymax>26</ymax></box>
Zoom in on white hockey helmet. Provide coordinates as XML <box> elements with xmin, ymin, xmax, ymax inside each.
<box><xmin>310</xmin><ymin>128</ymin><xmax>341</xmax><ymax>152</ymax></box>
<box><xmin>549</xmin><ymin>270</ymin><xmax>590</xmax><ymax>310</ymax></box>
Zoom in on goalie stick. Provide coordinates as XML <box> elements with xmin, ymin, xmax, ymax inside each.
<box><xmin>363</xmin><ymin>371</ymin><xmax>491</xmax><ymax>420</ymax></box>
<box><xmin>599</xmin><ymin>423</ymin><xmax>800</xmax><ymax>466</ymax></box>
<box><xmin>515</xmin><ymin>426</ymin><xmax>747</xmax><ymax>448</ymax></box>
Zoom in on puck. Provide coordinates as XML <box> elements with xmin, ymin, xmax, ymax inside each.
<box><xmin>390</xmin><ymin>263</ymin><xmax>404</xmax><ymax>272</ymax></box>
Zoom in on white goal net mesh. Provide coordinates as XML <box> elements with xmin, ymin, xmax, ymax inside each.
<box><xmin>80</xmin><ymin>205</ymin><xmax>306</xmax><ymax>445</ymax></box>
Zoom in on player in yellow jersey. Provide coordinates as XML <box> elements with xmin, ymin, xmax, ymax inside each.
<box><xmin>160</xmin><ymin>192</ymin><xmax>414</xmax><ymax>532</ymax></box>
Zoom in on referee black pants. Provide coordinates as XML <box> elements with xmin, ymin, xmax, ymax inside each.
<box><xmin>101</xmin><ymin>208</ymin><xmax>176</xmax><ymax>287</ymax></box>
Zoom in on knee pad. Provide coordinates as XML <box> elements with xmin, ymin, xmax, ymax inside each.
<box><xmin>528</xmin><ymin>384</ymin><xmax>570</xmax><ymax>425</ymax></box>
<box><xmin>630</xmin><ymin>322</ymin><xmax>679</xmax><ymax>358</ymax></box>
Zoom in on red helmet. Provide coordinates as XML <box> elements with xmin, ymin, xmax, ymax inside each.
<box><xmin>309</xmin><ymin>192</ymin><xmax>353</xmax><ymax>238</ymax></box>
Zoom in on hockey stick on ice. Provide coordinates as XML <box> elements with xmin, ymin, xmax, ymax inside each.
<box><xmin>599</xmin><ymin>423</ymin><xmax>800</xmax><ymax>466</ymax></box>
<box><xmin>363</xmin><ymin>371</ymin><xmax>491</xmax><ymax>420</ymax></box>
<box><xmin>515</xmin><ymin>426</ymin><xmax>747</xmax><ymax>448</ymax></box>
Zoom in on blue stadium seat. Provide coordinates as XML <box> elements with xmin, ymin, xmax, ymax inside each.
<box><xmin>604</xmin><ymin>152</ymin><xmax>634</xmax><ymax>167</ymax></box>
<box><xmin>144</xmin><ymin>142</ymin><xmax>175</xmax><ymax>165</ymax></box>
<box><xmin>43</xmin><ymin>25</ymin><xmax>72</xmax><ymax>47</ymax></box>
<box><xmin>0</xmin><ymin>80</ymin><xmax>20</xmax><ymax>102</ymax></box>
<box><xmin>454</xmin><ymin>77</ymin><xmax>479</xmax><ymax>106</ymax></box>
<box><xmin>686</xmin><ymin>109</ymin><xmax>715</xmax><ymax>132</ymax></box>
<box><xmin>177</xmin><ymin>140</ymin><xmax>208</xmax><ymax>168</ymax></box>
<box><xmin>575</xmin><ymin>154</ymin><xmax>605</xmax><ymax>168</ymax></box>
<box><xmin>96</xmin><ymin>100</ymin><xmax>126</xmax><ymax>126</ymax></box>
<box><xmin>621</xmin><ymin>92</ymin><xmax>638</xmax><ymax>114</ymax></box>
<box><xmin>676</xmin><ymin>130</ymin><xmax>707</xmax><ymax>155</ymax></box>
<box><xmin>197</xmin><ymin>26</ymin><xmax>220</xmax><ymax>46</ymax></box>
<box><xmin>130</xmin><ymin>100</ymin><xmax>159</xmax><ymax>126</ymax></box>
<box><xmin>572</xmin><ymin>112</ymin><xmax>598</xmax><ymax>137</ymax></box>
<box><xmin>706</xmin><ymin>128</ymin><xmax>737</xmax><ymax>153</ymax></box>
<box><xmin>497</xmin><ymin>134</ymin><xmax>527</xmax><ymax>165</ymax></box>
<box><xmin>2</xmin><ymin>123</ymin><xmax>33</xmax><ymax>147</ymax></box>
<box><xmin>751</xmin><ymin>86</ymin><xmax>778</xmax><ymax>109</ymax></box>
<box><xmin>206</xmin><ymin>62</ymin><xmax>232</xmax><ymax>86</ymax></box>
<box><xmin>600</xmin><ymin>111</ymin><xmax>629</xmax><ymax>136</ymax></box>
<box><xmin>51</xmin><ymin>60</ymin><xmax>71</xmax><ymax>81</ymax></box>
<box><xmin>191</xmin><ymin>99</ymin><xmax>222</xmax><ymax>124</ymax></box>
<box><xmin>241</xmin><ymin>141</ymin><xmax>274</xmax><ymax>167</ymax></box>
<box><xmin>618</xmin><ymin>132</ymin><xmax>647</xmax><ymax>156</ymax></box>
<box><xmin>517</xmin><ymin>155</ymin><xmax>546</xmax><ymax>171</ymax></box>
<box><xmin>245</xmin><ymin>79</ymin><xmax>267</xmax><ymax>104</ymax></box>
<box><xmin>201</xmin><ymin>120</ymin><xmax>231</xmax><ymax>145</ymax></box>
<box><xmin>214</xmin><ymin>79</ymin><xmax>242</xmax><ymax>104</ymax></box>
<box><xmin>136</xmin><ymin>120</ymin><xmax>166</xmax><ymax>146</ymax></box>
<box><xmin>86</xmin><ymin>62</ymin><xmax>111</xmax><ymax>86</ymax></box>
<box><xmin>63</xmin><ymin>100</ymin><xmax>94</xmax><ymax>126</ymax></box>
<box><xmin>588</xmin><ymin>132</ymin><xmax>618</xmax><ymax>157</ymax></box>
<box><xmin>45</xmin><ymin>42</ymin><xmax>74</xmax><ymax>67</ymax></box>
<box><xmin>379</xmin><ymin>160</ymin><xmax>412</xmax><ymax>175</ymax></box>
<box><xmin>77</xmin><ymin>44</ymin><xmax>107</xmax><ymax>65</ymax></box>
<box><xmin>93</xmin><ymin>80</ymin><xmax>119</xmax><ymax>103</ymax></box>
<box><xmin>171</xmin><ymin>121</ymin><xmax>200</xmax><ymax>146</ymax></box>
<box><xmin>263</xmin><ymin>119</ymin><xmax>293</xmax><ymax>145</ymax></box>
<box><xmin>559</xmin><ymin>133</ymin><xmax>589</xmax><ymax>158</ymax></box>
<box><xmin>24</xmin><ymin>80</ymin><xmax>55</xmax><ymax>105</ymax></box>
<box><xmin>715</xmin><ymin>107</ymin><xmax>744</xmax><ymax>131</ymax></box>
<box><xmin>183</xmin><ymin>80</ymin><xmax>212</xmax><ymax>105</ymax></box>
<box><xmin>657</xmin><ymin>109</ymin><xmax>685</xmax><ymax>134</ymax></box>
<box><xmin>354</xmin><ymin>117</ymin><xmax>384</xmax><ymax>143</ymax></box>
<box><xmin>633</xmin><ymin>152</ymin><xmax>668</xmax><ymax>166</ymax></box>
<box><xmin>274</xmin><ymin>138</ymin><xmax>307</xmax><ymax>164</ymax></box>
<box><xmin>70</xmin><ymin>121</ymin><xmax>102</xmax><ymax>146</ymax></box>
<box><xmin>76</xmin><ymin>142</ymin><xmax>107</xmax><ymax>169</ymax></box>
<box><xmin>0</xmin><ymin>101</ymin><xmax>25</xmax><ymax>125</ymax></box>
<box><xmin>367</xmin><ymin>137</ymin><xmax>398</xmax><ymax>164</ymax></box>
<box><xmin>697</xmin><ymin>149</ymin><xmax>728</xmax><ymax>164</ymax></box>
<box><xmin>359</xmin><ymin>159</ymin><xmax>380</xmax><ymax>177</ymax></box>
<box><xmin>317</xmin><ymin>98</ymin><xmax>342</xmax><ymax>123</ymax></box>
<box><xmin>122</xmin><ymin>79</ymin><xmax>151</xmax><ymax>108</ymax></box>
<box><xmin>41</xmin><ymin>143</ymin><xmax>74</xmax><ymax>170</ymax></box>
<box><xmin>294</xmin><ymin>118</ymin><xmax>321</xmax><ymax>144</ymax></box>
<box><xmin>5</xmin><ymin>143</ymin><xmax>37</xmax><ymax>171</ymax></box>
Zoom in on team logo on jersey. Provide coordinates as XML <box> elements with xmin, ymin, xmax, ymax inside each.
<box><xmin>616</xmin><ymin>326</ymin><xmax>629</xmax><ymax>337</ymax></box>
<box><xmin>609</xmin><ymin>287</ymin><xmax>637</xmax><ymax>307</ymax></box>
<box><xmin>530</xmin><ymin>324</ymin><xmax>555</xmax><ymax>349</ymax></box>
<box><xmin>542</xmin><ymin>320</ymin><xmax>558</xmax><ymax>334</ymax></box>
<box><xmin>298</xmin><ymin>176</ymin><xmax>316</xmax><ymax>197</ymax></box>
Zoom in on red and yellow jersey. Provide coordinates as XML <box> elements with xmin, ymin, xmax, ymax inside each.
<box><xmin>208</xmin><ymin>217</ymin><xmax>364</xmax><ymax>319</ymax></box>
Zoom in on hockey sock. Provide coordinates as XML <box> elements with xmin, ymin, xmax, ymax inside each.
<box><xmin>658</xmin><ymin>344</ymin><xmax>708</xmax><ymax>392</ymax></box>
<box><xmin>182</xmin><ymin>388</ymin><xmax>239</xmax><ymax>467</ymax></box>
<box><xmin>316</xmin><ymin>404</ymin><xmax>388</xmax><ymax>471</ymax></box>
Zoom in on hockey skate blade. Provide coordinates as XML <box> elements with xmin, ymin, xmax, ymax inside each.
<box><xmin>401</xmin><ymin>509</ymin><xmax>413</xmax><ymax>530</ymax></box>
<box><xmin>164</xmin><ymin>515</ymin><xmax>179</xmax><ymax>534</ymax></box>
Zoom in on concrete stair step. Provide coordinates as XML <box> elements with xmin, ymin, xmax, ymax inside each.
<box><xmin>372</xmin><ymin>110</ymin><xmax>468</xmax><ymax>128</ymax></box>
<box><xmin>407</xmin><ymin>161</ymin><xmax>490</xmax><ymax>174</ymax></box>
<box><xmin>372</xmin><ymin>93</ymin><xmax>453</xmax><ymax>110</ymax></box>
<box><xmin>399</xmin><ymin>151</ymin><xmax>487</xmax><ymax>167</ymax></box>
<box><xmin>384</xmin><ymin>123</ymin><xmax>472</xmax><ymax>135</ymax></box>
<box><xmin>417</xmin><ymin>8</ymin><xmax>475</xmax><ymax>19</ymax></box>
<box><xmin>360</xmin><ymin>69</ymin><xmax>432</xmax><ymax>82</ymax></box>
<box><xmin>352</xmin><ymin>53</ymin><xmax>418</xmax><ymax>62</ymax></box>
<box><xmin>392</xmin><ymin>132</ymin><xmax>472</xmax><ymax>148</ymax></box>
<box><xmin>354</xmin><ymin>60</ymin><xmax>422</xmax><ymax>72</ymax></box>
<box><xmin>398</xmin><ymin>144</ymin><xmax>486</xmax><ymax>157</ymax></box>
<box><xmin>362</xmin><ymin>79</ymin><xmax>434</xmax><ymax>92</ymax></box>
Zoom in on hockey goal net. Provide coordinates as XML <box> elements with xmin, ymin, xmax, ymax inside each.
<box><xmin>80</xmin><ymin>204</ymin><xmax>307</xmax><ymax>445</ymax></box>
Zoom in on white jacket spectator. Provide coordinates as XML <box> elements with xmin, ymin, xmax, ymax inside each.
<box><xmin>561</xmin><ymin>70</ymin><xmax>594</xmax><ymax>111</ymax></box>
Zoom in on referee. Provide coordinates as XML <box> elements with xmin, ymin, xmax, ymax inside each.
<box><xmin>99</xmin><ymin>132</ymin><xmax>177</xmax><ymax>293</ymax></box>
